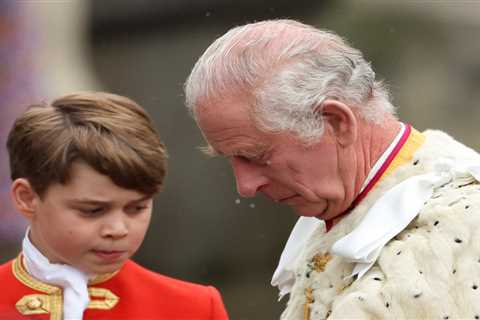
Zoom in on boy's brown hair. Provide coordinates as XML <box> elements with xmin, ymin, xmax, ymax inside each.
<box><xmin>7</xmin><ymin>91</ymin><xmax>167</xmax><ymax>197</ymax></box>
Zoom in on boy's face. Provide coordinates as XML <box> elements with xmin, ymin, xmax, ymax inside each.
<box><xmin>26</xmin><ymin>161</ymin><xmax>153</xmax><ymax>275</ymax></box>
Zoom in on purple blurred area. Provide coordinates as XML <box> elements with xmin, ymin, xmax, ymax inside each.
<box><xmin>0</xmin><ymin>2</ymin><xmax>40</xmax><ymax>243</ymax></box>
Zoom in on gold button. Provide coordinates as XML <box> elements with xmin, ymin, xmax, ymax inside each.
<box><xmin>26</xmin><ymin>297</ymin><xmax>42</xmax><ymax>310</ymax></box>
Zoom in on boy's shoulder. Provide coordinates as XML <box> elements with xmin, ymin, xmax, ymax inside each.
<box><xmin>89</xmin><ymin>259</ymin><xmax>228</xmax><ymax>319</ymax></box>
<box><xmin>0</xmin><ymin>259</ymin><xmax>17</xmax><ymax>291</ymax></box>
<box><xmin>104</xmin><ymin>259</ymin><xmax>216</xmax><ymax>297</ymax></box>
<box><xmin>0</xmin><ymin>258</ymin><xmax>22</xmax><ymax>288</ymax></box>
<box><xmin>0</xmin><ymin>258</ymin><xmax>13</xmax><ymax>274</ymax></box>
<box><xmin>0</xmin><ymin>257</ymin><xmax>45</xmax><ymax>320</ymax></box>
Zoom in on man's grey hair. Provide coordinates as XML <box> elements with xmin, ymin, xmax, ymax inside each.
<box><xmin>185</xmin><ymin>19</ymin><xmax>395</xmax><ymax>143</ymax></box>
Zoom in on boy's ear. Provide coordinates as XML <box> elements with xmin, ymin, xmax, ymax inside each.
<box><xmin>11</xmin><ymin>178</ymin><xmax>40</xmax><ymax>220</ymax></box>
<box><xmin>315</xmin><ymin>99</ymin><xmax>357</xmax><ymax>147</ymax></box>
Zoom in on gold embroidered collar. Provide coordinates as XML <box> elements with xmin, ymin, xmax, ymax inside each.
<box><xmin>12</xmin><ymin>255</ymin><xmax>120</xmax><ymax>319</ymax></box>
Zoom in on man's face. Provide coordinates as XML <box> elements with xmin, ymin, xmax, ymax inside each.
<box><xmin>28</xmin><ymin>162</ymin><xmax>152</xmax><ymax>275</ymax></box>
<box><xmin>196</xmin><ymin>98</ymin><xmax>357</xmax><ymax>221</ymax></box>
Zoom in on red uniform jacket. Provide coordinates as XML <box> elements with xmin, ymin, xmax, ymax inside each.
<box><xmin>0</xmin><ymin>255</ymin><xmax>229</xmax><ymax>320</ymax></box>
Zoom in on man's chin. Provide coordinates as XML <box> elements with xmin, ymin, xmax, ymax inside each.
<box><xmin>292</xmin><ymin>206</ymin><xmax>328</xmax><ymax>219</ymax></box>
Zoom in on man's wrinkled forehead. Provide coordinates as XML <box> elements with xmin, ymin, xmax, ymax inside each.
<box><xmin>194</xmin><ymin>101</ymin><xmax>269</xmax><ymax>156</ymax></box>
<box><xmin>194</xmin><ymin>95</ymin><xmax>254</xmax><ymax>126</ymax></box>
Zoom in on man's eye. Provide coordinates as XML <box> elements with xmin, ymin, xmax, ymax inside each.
<box><xmin>236</xmin><ymin>155</ymin><xmax>252</xmax><ymax>162</ymax></box>
<box><xmin>250</xmin><ymin>155</ymin><xmax>270</xmax><ymax>166</ymax></box>
<box><xmin>235</xmin><ymin>154</ymin><xmax>269</xmax><ymax>166</ymax></box>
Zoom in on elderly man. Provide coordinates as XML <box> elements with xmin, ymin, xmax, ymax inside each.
<box><xmin>184</xmin><ymin>19</ymin><xmax>480</xmax><ymax>319</ymax></box>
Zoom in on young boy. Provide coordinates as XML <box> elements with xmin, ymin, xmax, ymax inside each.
<box><xmin>0</xmin><ymin>92</ymin><xmax>229</xmax><ymax>319</ymax></box>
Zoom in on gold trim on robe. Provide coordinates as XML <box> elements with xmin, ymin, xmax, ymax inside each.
<box><xmin>12</xmin><ymin>255</ymin><xmax>119</xmax><ymax>319</ymax></box>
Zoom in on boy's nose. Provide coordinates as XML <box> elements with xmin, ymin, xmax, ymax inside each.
<box><xmin>101</xmin><ymin>213</ymin><xmax>128</xmax><ymax>239</ymax></box>
<box><xmin>231</xmin><ymin>157</ymin><xmax>269</xmax><ymax>198</ymax></box>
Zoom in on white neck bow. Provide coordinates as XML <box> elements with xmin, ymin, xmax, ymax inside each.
<box><xmin>22</xmin><ymin>229</ymin><xmax>91</xmax><ymax>319</ymax></box>
<box><xmin>272</xmin><ymin>154</ymin><xmax>480</xmax><ymax>300</ymax></box>
<box><xmin>332</xmin><ymin>158</ymin><xmax>480</xmax><ymax>279</ymax></box>
<box><xmin>271</xmin><ymin>124</ymin><xmax>407</xmax><ymax>300</ymax></box>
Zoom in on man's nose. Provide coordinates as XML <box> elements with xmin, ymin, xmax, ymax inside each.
<box><xmin>230</xmin><ymin>157</ymin><xmax>268</xmax><ymax>198</ymax></box>
<box><xmin>101</xmin><ymin>212</ymin><xmax>129</xmax><ymax>239</ymax></box>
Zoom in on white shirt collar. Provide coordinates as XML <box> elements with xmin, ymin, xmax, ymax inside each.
<box><xmin>22</xmin><ymin>228</ymin><xmax>91</xmax><ymax>319</ymax></box>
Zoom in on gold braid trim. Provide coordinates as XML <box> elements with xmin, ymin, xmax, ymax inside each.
<box><xmin>12</xmin><ymin>254</ymin><xmax>119</xmax><ymax>318</ymax></box>
<box><xmin>13</xmin><ymin>255</ymin><xmax>63</xmax><ymax>320</ymax></box>
<box><xmin>303</xmin><ymin>287</ymin><xmax>314</xmax><ymax>320</ymax></box>
<box><xmin>312</xmin><ymin>252</ymin><xmax>332</xmax><ymax>272</ymax></box>
<box><xmin>13</xmin><ymin>255</ymin><xmax>61</xmax><ymax>294</ymax></box>
<box><xmin>16</xmin><ymin>294</ymin><xmax>51</xmax><ymax>316</ymax></box>
<box><xmin>89</xmin><ymin>270</ymin><xmax>118</xmax><ymax>285</ymax></box>
<box><xmin>88</xmin><ymin>287</ymin><xmax>119</xmax><ymax>310</ymax></box>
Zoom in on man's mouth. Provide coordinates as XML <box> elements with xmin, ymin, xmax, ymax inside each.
<box><xmin>278</xmin><ymin>194</ymin><xmax>300</xmax><ymax>203</ymax></box>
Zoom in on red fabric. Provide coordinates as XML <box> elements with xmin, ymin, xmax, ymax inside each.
<box><xmin>0</xmin><ymin>258</ymin><xmax>229</xmax><ymax>320</ymax></box>
<box><xmin>0</xmin><ymin>259</ymin><xmax>45</xmax><ymax>319</ymax></box>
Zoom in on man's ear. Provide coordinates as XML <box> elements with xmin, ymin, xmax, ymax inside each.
<box><xmin>11</xmin><ymin>178</ymin><xmax>39</xmax><ymax>220</ymax></box>
<box><xmin>315</xmin><ymin>99</ymin><xmax>357</xmax><ymax>146</ymax></box>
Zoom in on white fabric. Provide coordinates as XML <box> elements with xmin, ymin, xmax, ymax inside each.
<box><xmin>271</xmin><ymin>217</ymin><xmax>323</xmax><ymax>300</ymax></box>
<box><xmin>280</xmin><ymin>130</ymin><xmax>480</xmax><ymax>320</ymax></box>
<box><xmin>271</xmin><ymin>124</ymin><xmax>406</xmax><ymax>298</ymax></box>
<box><xmin>331</xmin><ymin>158</ymin><xmax>480</xmax><ymax>279</ymax></box>
<box><xmin>23</xmin><ymin>229</ymin><xmax>91</xmax><ymax>320</ymax></box>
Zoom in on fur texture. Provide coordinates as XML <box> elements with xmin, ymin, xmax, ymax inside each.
<box><xmin>282</xmin><ymin>130</ymin><xmax>480</xmax><ymax>320</ymax></box>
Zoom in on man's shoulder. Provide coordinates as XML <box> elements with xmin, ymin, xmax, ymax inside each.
<box><xmin>420</xmin><ymin>129</ymin><xmax>479</xmax><ymax>160</ymax></box>
<box><xmin>416</xmin><ymin>177</ymin><xmax>480</xmax><ymax>226</ymax></box>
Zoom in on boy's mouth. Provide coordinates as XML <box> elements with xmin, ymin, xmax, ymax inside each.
<box><xmin>91</xmin><ymin>250</ymin><xmax>126</xmax><ymax>261</ymax></box>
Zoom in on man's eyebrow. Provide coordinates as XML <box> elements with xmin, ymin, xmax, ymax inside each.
<box><xmin>198</xmin><ymin>143</ymin><xmax>270</xmax><ymax>159</ymax></box>
<box><xmin>198</xmin><ymin>144</ymin><xmax>220</xmax><ymax>158</ymax></box>
<box><xmin>235</xmin><ymin>144</ymin><xmax>270</xmax><ymax>157</ymax></box>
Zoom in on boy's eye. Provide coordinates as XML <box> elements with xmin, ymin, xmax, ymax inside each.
<box><xmin>79</xmin><ymin>207</ymin><xmax>104</xmax><ymax>216</ymax></box>
<box><xmin>125</xmin><ymin>205</ymin><xmax>148</xmax><ymax>215</ymax></box>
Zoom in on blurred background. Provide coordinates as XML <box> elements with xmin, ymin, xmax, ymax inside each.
<box><xmin>1</xmin><ymin>1</ymin><xmax>479</xmax><ymax>318</ymax></box>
